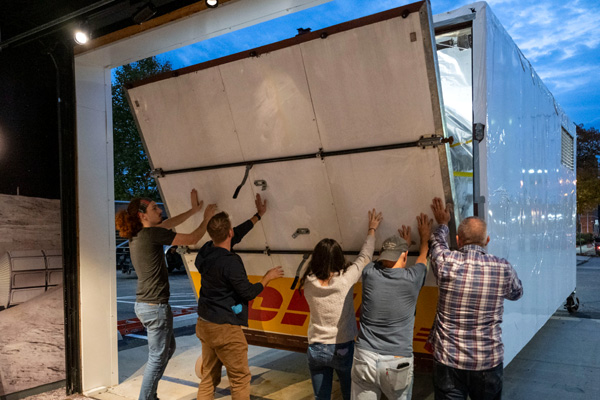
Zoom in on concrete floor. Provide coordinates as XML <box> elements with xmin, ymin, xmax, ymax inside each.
<box><xmin>88</xmin><ymin>315</ymin><xmax>600</xmax><ymax>400</ymax></box>
<box><xmin>87</xmin><ymin>255</ymin><xmax>600</xmax><ymax>400</ymax></box>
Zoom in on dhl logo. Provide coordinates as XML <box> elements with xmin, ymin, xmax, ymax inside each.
<box><xmin>189</xmin><ymin>273</ymin><xmax>438</xmax><ymax>353</ymax></box>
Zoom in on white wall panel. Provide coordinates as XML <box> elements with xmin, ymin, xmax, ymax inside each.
<box><xmin>220</xmin><ymin>47</ymin><xmax>322</xmax><ymax>160</ymax></box>
<box><xmin>130</xmin><ymin>71</ymin><xmax>243</xmax><ymax>170</ymax></box>
<box><xmin>301</xmin><ymin>12</ymin><xmax>436</xmax><ymax>150</ymax></box>
<box><xmin>325</xmin><ymin>147</ymin><xmax>446</xmax><ymax>251</ymax></box>
<box><xmin>249</xmin><ymin>160</ymin><xmax>340</xmax><ymax>250</ymax></box>
<box><xmin>157</xmin><ymin>167</ymin><xmax>267</xmax><ymax>249</ymax></box>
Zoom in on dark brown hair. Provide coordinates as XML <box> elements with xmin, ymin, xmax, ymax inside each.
<box><xmin>207</xmin><ymin>211</ymin><xmax>232</xmax><ymax>244</ymax></box>
<box><xmin>299</xmin><ymin>238</ymin><xmax>350</xmax><ymax>289</ymax></box>
<box><xmin>115</xmin><ymin>198</ymin><xmax>152</xmax><ymax>239</ymax></box>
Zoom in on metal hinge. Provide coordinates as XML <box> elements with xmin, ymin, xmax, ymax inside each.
<box><xmin>151</xmin><ymin>168</ymin><xmax>165</xmax><ymax>178</ymax></box>
<box><xmin>417</xmin><ymin>135</ymin><xmax>454</xmax><ymax>149</ymax></box>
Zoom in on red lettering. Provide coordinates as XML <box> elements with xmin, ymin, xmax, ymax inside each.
<box><xmin>281</xmin><ymin>290</ymin><xmax>310</xmax><ymax>326</ymax></box>
<box><xmin>248</xmin><ymin>286</ymin><xmax>282</xmax><ymax>322</ymax></box>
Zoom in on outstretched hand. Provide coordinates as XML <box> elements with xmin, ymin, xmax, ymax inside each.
<box><xmin>431</xmin><ymin>197</ymin><xmax>452</xmax><ymax>225</ymax></box>
<box><xmin>262</xmin><ymin>266</ymin><xmax>284</xmax><ymax>287</ymax></box>
<box><xmin>190</xmin><ymin>189</ymin><xmax>204</xmax><ymax>214</ymax></box>
<box><xmin>204</xmin><ymin>203</ymin><xmax>218</xmax><ymax>220</ymax></box>
<box><xmin>416</xmin><ymin>213</ymin><xmax>433</xmax><ymax>240</ymax></box>
<box><xmin>255</xmin><ymin>194</ymin><xmax>267</xmax><ymax>217</ymax></box>
<box><xmin>398</xmin><ymin>225</ymin><xmax>411</xmax><ymax>244</ymax></box>
<box><xmin>368</xmin><ymin>209</ymin><xmax>383</xmax><ymax>231</ymax></box>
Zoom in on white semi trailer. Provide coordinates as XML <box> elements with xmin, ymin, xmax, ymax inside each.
<box><xmin>124</xmin><ymin>0</ymin><xmax>576</xmax><ymax>365</ymax></box>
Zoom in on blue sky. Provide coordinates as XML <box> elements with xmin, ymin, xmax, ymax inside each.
<box><xmin>155</xmin><ymin>0</ymin><xmax>600</xmax><ymax>129</ymax></box>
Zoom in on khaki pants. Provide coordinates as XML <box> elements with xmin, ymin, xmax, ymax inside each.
<box><xmin>195</xmin><ymin>318</ymin><xmax>251</xmax><ymax>400</ymax></box>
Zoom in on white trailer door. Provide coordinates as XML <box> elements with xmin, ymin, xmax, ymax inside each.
<box><xmin>125</xmin><ymin>0</ymin><xmax>454</xmax><ymax>351</ymax></box>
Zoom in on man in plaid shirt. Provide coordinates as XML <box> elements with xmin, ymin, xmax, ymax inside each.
<box><xmin>427</xmin><ymin>197</ymin><xmax>523</xmax><ymax>400</ymax></box>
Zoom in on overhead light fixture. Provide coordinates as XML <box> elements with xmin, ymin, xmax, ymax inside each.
<box><xmin>206</xmin><ymin>0</ymin><xmax>219</xmax><ymax>8</ymax></box>
<box><xmin>74</xmin><ymin>22</ymin><xmax>90</xmax><ymax>45</ymax></box>
<box><xmin>133</xmin><ymin>2</ymin><xmax>157</xmax><ymax>24</ymax></box>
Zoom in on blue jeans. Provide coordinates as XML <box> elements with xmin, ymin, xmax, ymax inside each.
<box><xmin>433</xmin><ymin>359</ymin><xmax>503</xmax><ymax>400</ymax></box>
<box><xmin>135</xmin><ymin>302</ymin><xmax>176</xmax><ymax>400</ymax></box>
<box><xmin>351</xmin><ymin>346</ymin><xmax>414</xmax><ymax>400</ymax></box>
<box><xmin>307</xmin><ymin>341</ymin><xmax>354</xmax><ymax>400</ymax></box>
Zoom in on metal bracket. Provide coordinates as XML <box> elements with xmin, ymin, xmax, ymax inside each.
<box><xmin>151</xmin><ymin>168</ymin><xmax>165</xmax><ymax>178</ymax></box>
<box><xmin>474</xmin><ymin>123</ymin><xmax>485</xmax><ymax>142</ymax></box>
<box><xmin>176</xmin><ymin>246</ymin><xmax>190</xmax><ymax>255</ymax></box>
<box><xmin>417</xmin><ymin>135</ymin><xmax>454</xmax><ymax>149</ymax></box>
<box><xmin>316</xmin><ymin>148</ymin><xmax>324</xmax><ymax>160</ymax></box>
<box><xmin>263</xmin><ymin>246</ymin><xmax>271</xmax><ymax>256</ymax></box>
<box><xmin>292</xmin><ymin>228</ymin><xmax>310</xmax><ymax>239</ymax></box>
<box><xmin>254</xmin><ymin>180</ymin><xmax>267</xmax><ymax>191</ymax></box>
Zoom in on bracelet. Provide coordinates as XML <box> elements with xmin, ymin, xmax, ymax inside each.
<box><xmin>368</xmin><ymin>228</ymin><xmax>376</xmax><ymax>232</ymax></box>
<box><xmin>254</xmin><ymin>212</ymin><xmax>262</xmax><ymax>221</ymax></box>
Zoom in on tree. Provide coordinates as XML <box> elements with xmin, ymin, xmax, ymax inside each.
<box><xmin>576</xmin><ymin>124</ymin><xmax>600</xmax><ymax>213</ymax></box>
<box><xmin>112</xmin><ymin>57</ymin><xmax>172</xmax><ymax>201</ymax></box>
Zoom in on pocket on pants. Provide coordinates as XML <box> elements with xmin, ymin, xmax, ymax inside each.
<box><xmin>382</xmin><ymin>360</ymin><xmax>410</xmax><ymax>391</ymax></box>
<box><xmin>351</xmin><ymin>357</ymin><xmax>376</xmax><ymax>385</ymax></box>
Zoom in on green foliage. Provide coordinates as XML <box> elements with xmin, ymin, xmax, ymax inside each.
<box><xmin>576</xmin><ymin>124</ymin><xmax>600</xmax><ymax>213</ymax></box>
<box><xmin>576</xmin><ymin>232</ymin><xmax>594</xmax><ymax>246</ymax></box>
<box><xmin>112</xmin><ymin>57</ymin><xmax>172</xmax><ymax>201</ymax></box>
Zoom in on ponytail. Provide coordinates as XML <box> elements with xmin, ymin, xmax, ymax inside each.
<box><xmin>115</xmin><ymin>197</ymin><xmax>152</xmax><ymax>239</ymax></box>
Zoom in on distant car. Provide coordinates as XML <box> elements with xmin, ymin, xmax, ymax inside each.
<box><xmin>595</xmin><ymin>237</ymin><xmax>600</xmax><ymax>256</ymax></box>
<box><xmin>116</xmin><ymin>241</ymin><xmax>184</xmax><ymax>274</ymax></box>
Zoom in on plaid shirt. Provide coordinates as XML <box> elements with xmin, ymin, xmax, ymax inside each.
<box><xmin>427</xmin><ymin>224</ymin><xmax>523</xmax><ymax>370</ymax></box>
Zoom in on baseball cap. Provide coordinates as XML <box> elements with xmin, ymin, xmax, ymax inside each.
<box><xmin>378</xmin><ymin>235</ymin><xmax>409</xmax><ymax>262</ymax></box>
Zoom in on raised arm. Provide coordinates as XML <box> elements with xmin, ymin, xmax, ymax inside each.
<box><xmin>171</xmin><ymin>203</ymin><xmax>217</xmax><ymax>246</ymax></box>
<box><xmin>416</xmin><ymin>213</ymin><xmax>432</xmax><ymax>265</ymax></box>
<box><xmin>352</xmin><ymin>209</ymin><xmax>382</xmax><ymax>272</ymax></box>
<box><xmin>429</xmin><ymin>197</ymin><xmax>453</xmax><ymax>275</ymax></box>
<box><xmin>159</xmin><ymin>189</ymin><xmax>205</xmax><ymax>229</ymax></box>
<box><xmin>231</xmin><ymin>194</ymin><xmax>267</xmax><ymax>248</ymax></box>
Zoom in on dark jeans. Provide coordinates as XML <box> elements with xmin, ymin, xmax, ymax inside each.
<box><xmin>433</xmin><ymin>359</ymin><xmax>503</xmax><ymax>400</ymax></box>
<box><xmin>307</xmin><ymin>341</ymin><xmax>354</xmax><ymax>400</ymax></box>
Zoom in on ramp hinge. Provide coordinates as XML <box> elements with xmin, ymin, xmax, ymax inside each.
<box><xmin>417</xmin><ymin>135</ymin><xmax>454</xmax><ymax>149</ymax></box>
<box><xmin>151</xmin><ymin>168</ymin><xmax>165</xmax><ymax>178</ymax></box>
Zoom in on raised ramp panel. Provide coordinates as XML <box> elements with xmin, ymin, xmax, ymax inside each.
<box><xmin>126</xmin><ymin>0</ymin><xmax>452</xmax><ymax>352</ymax></box>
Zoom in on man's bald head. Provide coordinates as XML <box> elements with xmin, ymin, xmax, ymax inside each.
<box><xmin>457</xmin><ymin>217</ymin><xmax>488</xmax><ymax>247</ymax></box>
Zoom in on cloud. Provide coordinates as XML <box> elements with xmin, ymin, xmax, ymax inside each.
<box><xmin>494</xmin><ymin>1</ymin><xmax>600</xmax><ymax>62</ymax></box>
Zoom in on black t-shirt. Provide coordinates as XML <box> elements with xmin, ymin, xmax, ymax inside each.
<box><xmin>130</xmin><ymin>227</ymin><xmax>177</xmax><ymax>303</ymax></box>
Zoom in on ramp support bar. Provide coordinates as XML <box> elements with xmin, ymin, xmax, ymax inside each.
<box><xmin>151</xmin><ymin>135</ymin><xmax>454</xmax><ymax>178</ymax></box>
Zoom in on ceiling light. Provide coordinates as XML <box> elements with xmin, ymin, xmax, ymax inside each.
<box><xmin>206</xmin><ymin>0</ymin><xmax>219</xmax><ymax>8</ymax></box>
<box><xmin>74</xmin><ymin>26</ymin><xmax>90</xmax><ymax>45</ymax></box>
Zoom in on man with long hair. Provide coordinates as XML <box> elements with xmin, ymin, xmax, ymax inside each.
<box><xmin>115</xmin><ymin>189</ymin><xmax>216</xmax><ymax>400</ymax></box>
